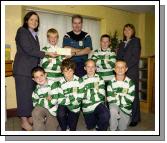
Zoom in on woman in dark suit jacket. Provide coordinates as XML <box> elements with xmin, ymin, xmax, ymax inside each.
<box><xmin>117</xmin><ymin>24</ymin><xmax>141</xmax><ymax>126</ymax></box>
<box><xmin>13</xmin><ymin>11</ymin><xmax>57</xmax><ymax>130</ymax></box>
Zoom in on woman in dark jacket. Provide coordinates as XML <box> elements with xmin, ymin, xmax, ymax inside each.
<box><xmin>117</xmin><ymin>24</ymin><xmax>141</xmax><ymax>126</ymax></box>
<box><xmin>13</xmin><ymin>11</ymin><xmax>57</xmax><ymax>130</ymax></box>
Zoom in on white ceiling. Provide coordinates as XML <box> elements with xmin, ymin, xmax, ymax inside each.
<box><xmin>104</xmin><ymin>5</ymin><xmax>155</xmax><ymax>14</ymax></box>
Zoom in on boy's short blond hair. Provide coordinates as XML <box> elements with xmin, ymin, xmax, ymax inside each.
<box><xmin>47</xmin><ymin>28</ymin><xmax>59</xmax><ymax>38</ymax></box>
<box><xmin>84</xmin><ymin>59</ymin><xmax>96</xmax><ymax>67</ymax></box>
<box><xmin>115</xmin><ymin>60</ymin><xmax>127</xmax><ymax>67</ymax></box>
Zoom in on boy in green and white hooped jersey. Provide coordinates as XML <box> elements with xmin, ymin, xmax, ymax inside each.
<box><xmin>31</xmin><ymin>67</ymin><xmax>59</xmax><ymax>131</ymax></box>
<box><xmin>91</xmin><ymin>34</ymin><xmax>116</xmax><ymax>81</ymax></box>
<box><xmin>57</xmin><ymin>58</ymin><xmax>84</xmax><ymax>131</ymax></box>
<box><xmin>107</xmin><ymin>60</ymin><xmax>135</xmax><ymax>131</ymax></box>
<box><xmin>40</xmin><ymin>28</ymin><xmax>65</xmax><ymax>81</ymax></box>
<box><xmin>81</xmin><ymin>59</ymin><xmax>110</xmax><ymax>131</ymax></box>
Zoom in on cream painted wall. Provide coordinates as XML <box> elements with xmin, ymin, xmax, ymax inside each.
<box><xmin>5</xmin><ymin>6</ymin><xmax>23</xmax><ymax>60</ymax></box>
<box><xmin>5</xmin><ymin>77</ymin><xmax>17</xmax><ymax>109</ymax></box>
<box><xmin>138</xmin><ymin>13</ymin><xmax>146</xmax><ymax>56</ymax></box>
<box><xmin>5</xmin><ymin>6</ymin><xmax>23</xmax><ymax>109</ymax></box>
<box><xmin>145</xmin><ymin>13</ymin><xmax>155</xmax><ymax>56</ymax></box>
<box><xmin>24</xmin><ymin>5</ymin><xmax>139</xmax><ymax>40</ymax></box>
<box><xmin>5</xmin><ymin>5</ymin><xmax>155</xmax><ymax>109</ymax></box>
<box><xmin>138</xmin><ymin>13</ymin><xmax>155</xmax><ymax>57</ymax></box>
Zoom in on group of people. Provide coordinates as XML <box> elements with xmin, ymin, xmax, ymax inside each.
<box><xmin>13</xmin><ymin>11</ymin><xmax>141</xmax><ymax>131</ymax></box>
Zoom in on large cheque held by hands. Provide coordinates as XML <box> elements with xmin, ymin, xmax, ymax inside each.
<box><xmin>56</xmin><ymin>48</ymin><xmax>71</xmax><ymax>56</ymax></box>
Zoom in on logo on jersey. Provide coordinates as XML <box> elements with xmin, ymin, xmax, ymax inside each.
<box><xmin>79</xmin><ymin>41</ymin><xmax>83</xmax><ymax>46</ymax></box>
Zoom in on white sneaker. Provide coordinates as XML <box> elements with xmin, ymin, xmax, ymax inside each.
<box><xmin>66</xmin><ymin>128</ymin><xmax>70</xmax><ymax>131</ymax></box>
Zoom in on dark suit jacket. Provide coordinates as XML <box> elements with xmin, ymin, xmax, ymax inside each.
<box><xmin>117</xmin><ymin>37</ymin><xmax>141</xmax><ymax>82</ymax></box>
<box><xmin>13</xmin><ymin>27</ymin><xmax>45</xmax><ymax>77</ymax></box>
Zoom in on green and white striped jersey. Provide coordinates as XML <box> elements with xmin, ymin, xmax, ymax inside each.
<box><xmin>91</xmin><ymin>48</ymin><xmax>116</xmax><ymax>81</ymax></box>
<box><xmin>40</xmin><ymin>44</ymin><xmax>65</xmax><ymax>81</ymax></box>
<box><xmin>58</xmin><ymin>75</ymin><xmax>84</xmax><ymax>113</ymax></box>
<box><xmin>32</xmin><ymin>79</ymin><xmax>60</xmax><ymax>116</ymax></box>
<box><xmin>81</xmin><ymin>74</ymin><xmax>106</xmax><ymax>114</ymax></box>
<box><xmin>107</xmin><ymin>76</ymin><xmax>135</xmax><ymax>116</ymax></box>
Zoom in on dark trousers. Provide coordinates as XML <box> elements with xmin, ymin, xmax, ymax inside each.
<box><xmin>75</xmin><ymin>62</ymin><xmax>86</xmax><ymax>78</ymax></box>
<box><xmin>83</xmin><ymin>103</ymin><xmax>110</xmax><ymax>131</ymax></box>
<box><xmin>131</xmin><ymin>81</ymin><xmax>141</xmax><ymax>123</ymax></box>
<box><xmin>14</xmin><ymin>75</ymin><xmax>36</xmax><ymax>117</ymax></box>
<box><xmin>104</xmin><ymin>81</ymin><xmax>110</xmax><ymax>108</ymax></box>
<box><xmin>57</xmin><ymin>105</ymin><xmax>80</xmax><ymax>131</ymax></box>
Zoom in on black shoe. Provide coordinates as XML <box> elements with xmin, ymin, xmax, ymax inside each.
<box><xmin>129</xmin><ymin>122</ymin><xmax>138</xmax><ymax>127</ymax></box>
<box><xmin>21</xmin><ymin>128</ymin><xmax>26</xmax><ymax>131</ymax></box>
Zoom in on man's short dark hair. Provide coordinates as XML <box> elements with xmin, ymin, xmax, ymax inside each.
<box><xmin>61</xmin><ymin>58</ymin><xmax>76</xmax><ymax>72</ymax></box>
<box><xmin>31</xmin><ymin>66</ymin><xmax>45</xmax><ymax>78</ymax></box>
<box><xmin>72</xmin><ymin>15</ymin><xmax>83</xmax><ymax>23</ymax></box>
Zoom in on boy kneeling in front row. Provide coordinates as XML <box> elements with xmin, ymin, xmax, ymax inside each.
<box><xmin>81</xmin><ymin>59</ymin><xmax>110</xmax><ymax>131</ymax></box>
<box><xmin>57</xmin><ymin>58</ymin><xmax>84</xmax><ymax>131</ymax></box>
<box><xmin>107</xmin><ymin>60</ymin><xmax>135</xmax><ymax>131</ymax></box>
<box><xmin>31</xmin><ymin>67</ymin><xmax>59</xmax><ymax>131</ymax></box>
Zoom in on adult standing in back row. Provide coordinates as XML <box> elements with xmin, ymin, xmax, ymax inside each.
<box><xmin>63</xmin><ymin>15</ymin><xmax>92</xmax><ymax>77</ymax></box>
<box><xmin>117</xmin><ymin>24</ymin><xmax>141</xmax><ymax>126</ymax></box>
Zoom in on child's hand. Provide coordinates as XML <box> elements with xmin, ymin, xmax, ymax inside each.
<box><xmin>54</xmin><ymin>52</ymin><xmax>60</xmax><ymax>57</ymax></box>
<box><xmin>104</xmin><ymin>59</ymin><xmax>109</xmax><ymax>64</ymax></box>
<box><xmin>45</xmin><ymin>52</ymin><xmax>59</xmax><ymax>58</ymax></box>
<box><xmin>49</xmin><ymin>59</ymin><xmax>52</xmax><ymax>63</ymax></box>
<box><xmin>46</xmin><ymin>95</ymin><xmax>52</xmax><ymax>101</ymax></box>
<box><xmin>65</xmin><ymin>55</ymin><xmax>72</xmax><ymax>59</ymax></box>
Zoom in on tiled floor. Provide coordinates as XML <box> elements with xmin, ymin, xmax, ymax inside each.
<box><xmin>6</xmin><ymin>112</ymin><xmax>155</xmax><ymax>131</ymax></box>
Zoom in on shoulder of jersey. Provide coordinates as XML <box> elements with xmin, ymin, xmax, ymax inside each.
<box><xmin>82</xmin><ymin>31</ymin><xmax>90</xmax><ymax>38</ymax></box>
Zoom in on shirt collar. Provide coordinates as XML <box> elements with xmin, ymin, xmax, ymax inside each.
<box><xmin>85</xmin><ymin>73</ymin><xmax>98</xmax><ymax>79</ymax></box>
<box><xmin>114</xmin><ymin>76</ymin><xmax>128</xmax><ymax>82</ymax></box>
<box><xmin>100</xmin><ymin>47</ymin><xmax>110</xmax><ymax>52</ymax></box>
<box><xmin>46</xmin><ymin>43</ymin><xmax>59</xmax><ymax>52</ymax></box>
<box><xmin>124</xmin><ymin>39</ymin><xmax>131</xmax><ymax>43</ymax></box>
<box><xmin>36</xmin><ymin>80</ymin><xmax>49</xmax><ymax>89</ymax></box>
<box><xmin>48</xmin><ymin>43</ymin><xmax>59</xmax><ymax>48</ymax></box>
<box><xmin>63</xmin><ymin>75</ymin><xmax>78</xmax><ymax>82</ymax></box>
<box><xmin>29</xmin><ymin>28</ymin><xmax>37</xmax><ymax>38</ymax></box>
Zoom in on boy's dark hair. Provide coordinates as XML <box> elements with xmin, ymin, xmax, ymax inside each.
<box><xmin>61</xmin><ymin>58</ymin><xmax>76</xmax><ymax>72</ymax></box>
<box><xmin>100</xmin><ymin>34</ymin><xmax>111</xmax><ymax>41</ymax></box>
<box><xmin>72</xmin><ymin>14</ymin><xmax>83</xmax><ymax>23</ymax></box>
<box><xmin>31</xmin><ymin>66</ymin><xmax>45</xmax><ymax>78</ymax></box>
<box><xmin>123</xmin><ymin>23</ymin><xmax>136</xmax><ymax>41</ymax></box>
<box><xmin>23</xmin><ymin>11</ymin><xmax>40</xmax><ymax>32</ymax></box>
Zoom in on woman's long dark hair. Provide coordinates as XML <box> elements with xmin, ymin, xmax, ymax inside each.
<box><xmin>123</xmin><ymin>24</ymin><xmax>136</xmax><ymax>41</ymax></box>
<box><xmin>23</xmin><ymin>11</ymin><xmax>40</xmax><ymax>32</ymax></box>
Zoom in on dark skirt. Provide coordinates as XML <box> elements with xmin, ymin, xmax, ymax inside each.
<box><xmin>14</xmin><ymin>75</ymin><xmax>36</xmax><ymax>117</ymax></box>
